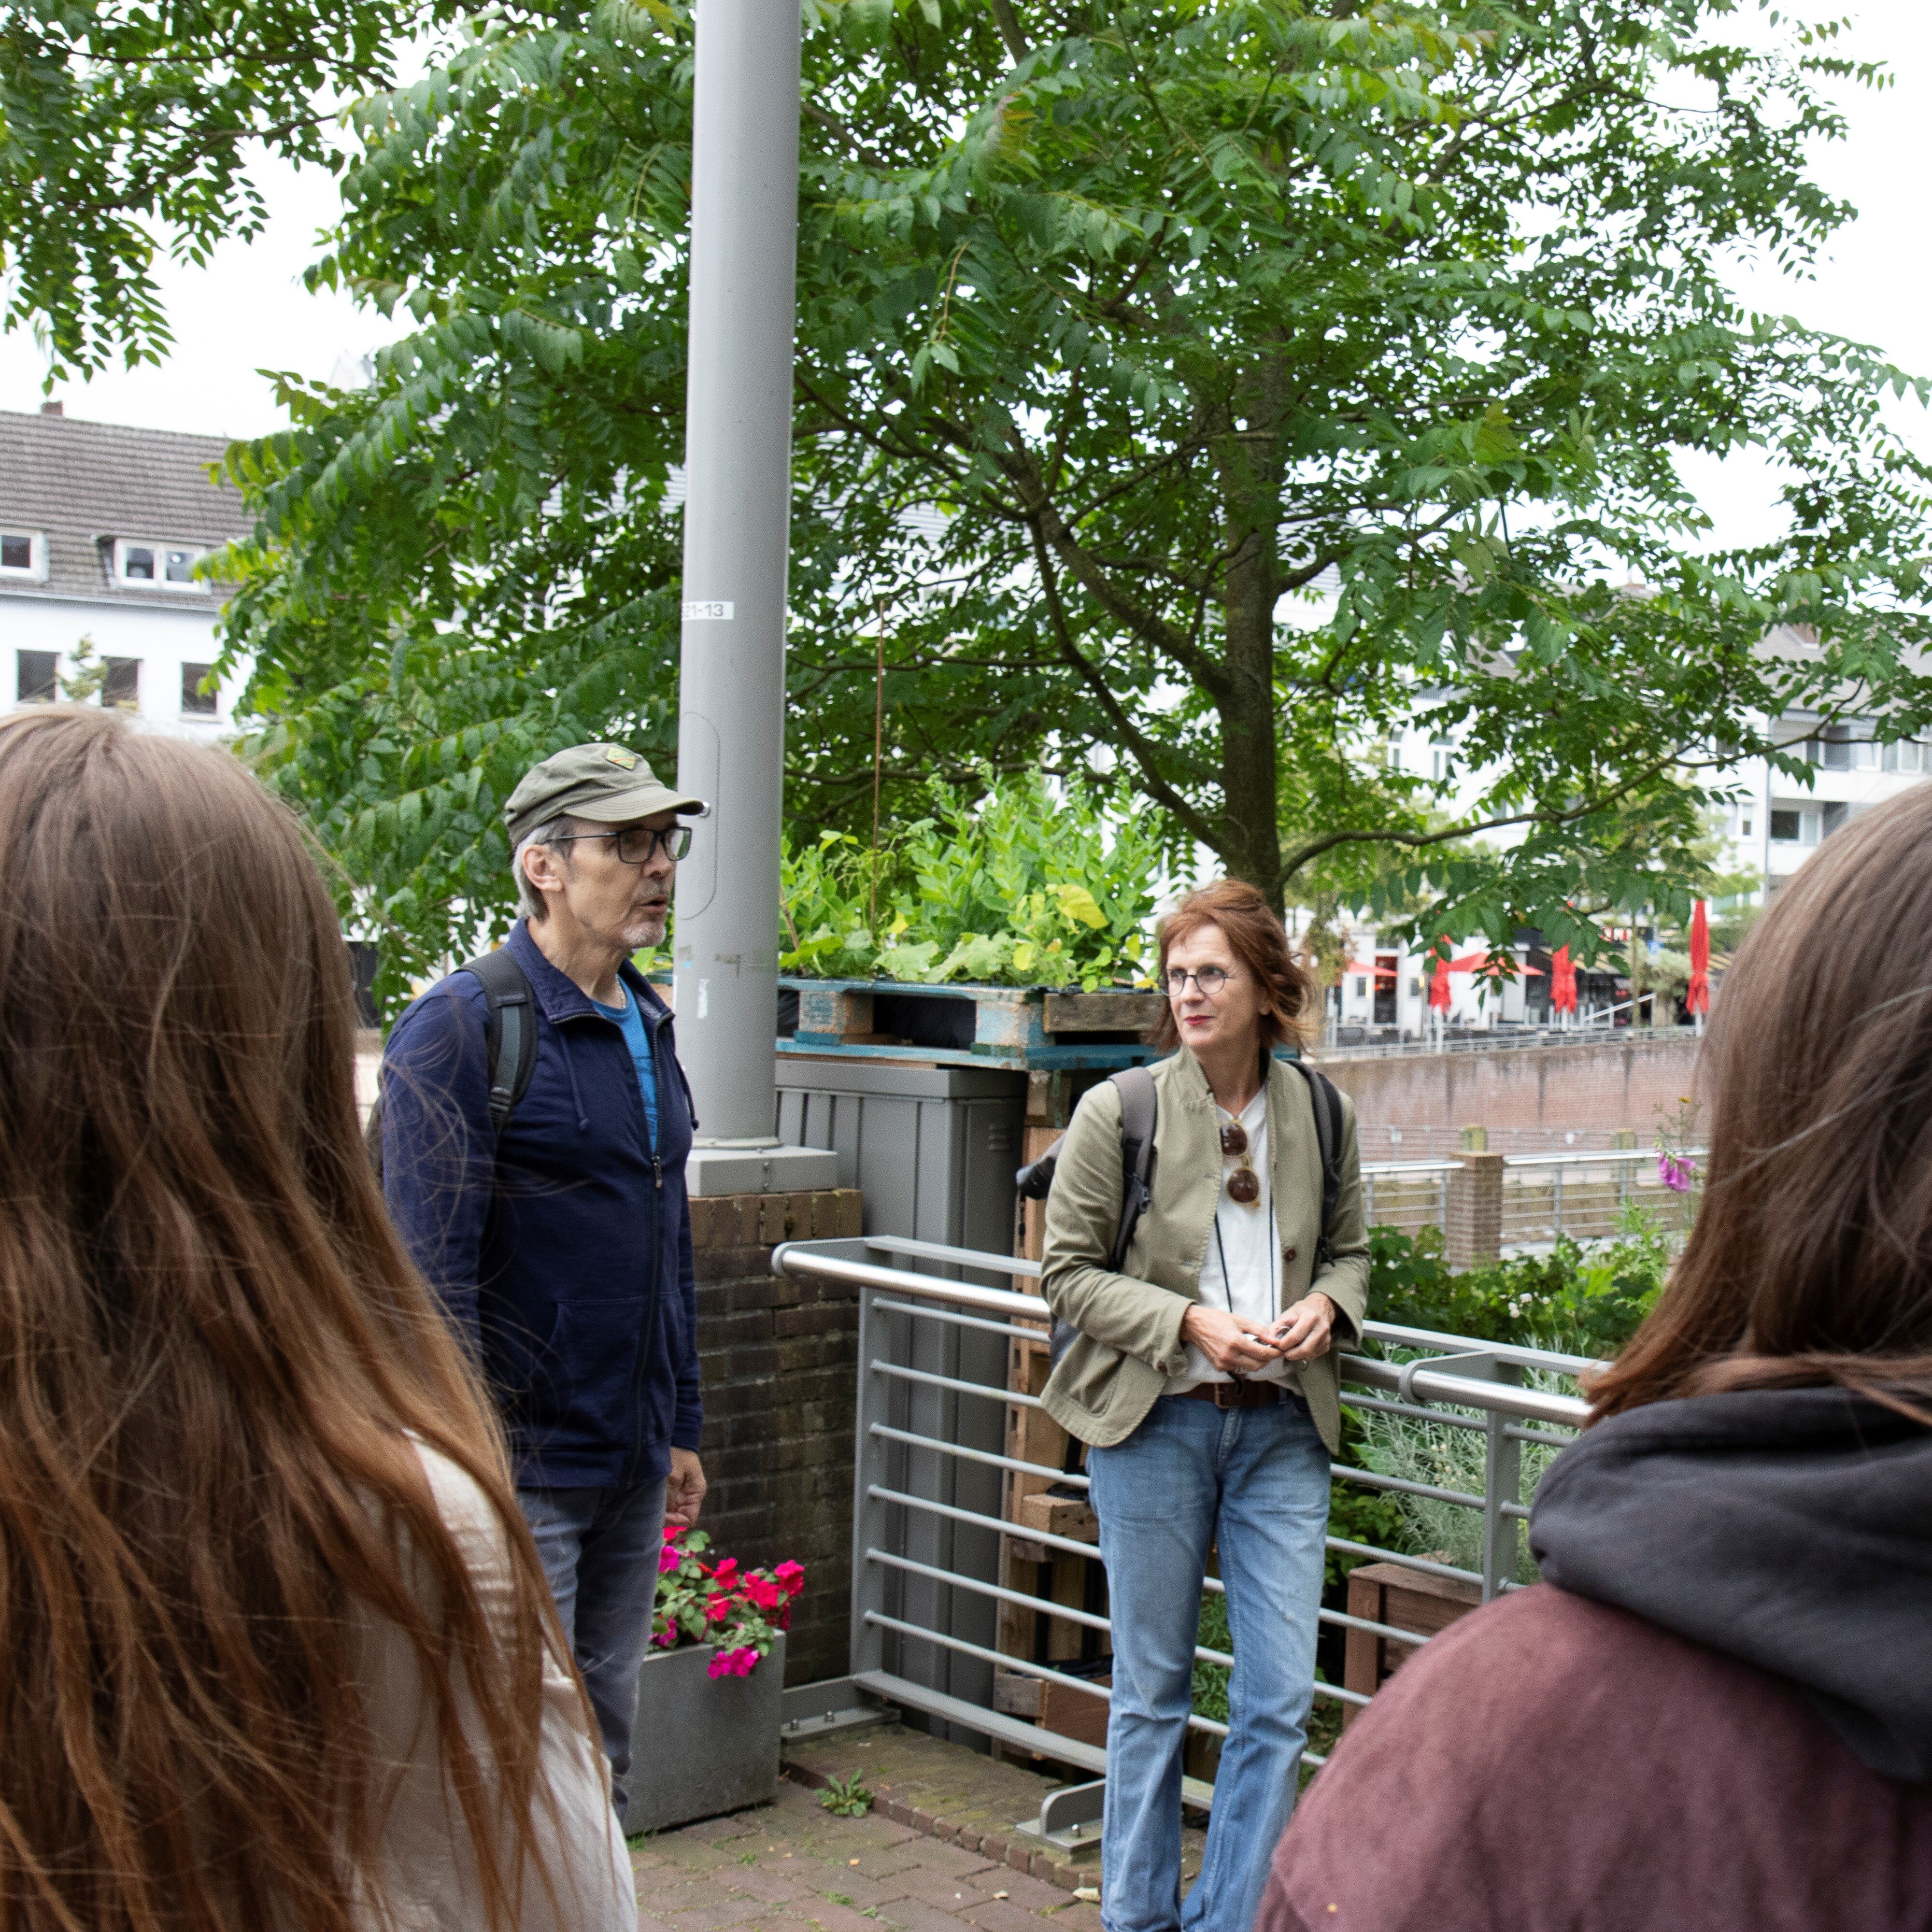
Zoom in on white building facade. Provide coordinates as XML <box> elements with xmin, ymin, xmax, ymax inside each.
<box><xmin>0</xmin><ymin>405</ymin><xmax>253</xmax><ymax>734</ymax></box>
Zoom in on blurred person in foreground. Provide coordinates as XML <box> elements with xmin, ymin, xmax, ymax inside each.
<box><xmin>1258</xmin><ymin>787</ymin><xmax>1932</xmax><ymax>1932</ymax></box>
<box><xmin>1041</xmin><ymin>880</ymin><xmax>1370</xmax><ymax>1932</ymax></box>
<box><xmin>0</xmin><ymin>708</ymin><xmax>632</xmax><ymax>1932</ymax></box>
<box><xmin>380</xmin><ymin>744</ymin><xmax>706</xmax><ymax>1824</ymax></box>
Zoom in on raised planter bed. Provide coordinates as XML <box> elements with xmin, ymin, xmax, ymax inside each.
<box><xmin>623</xmin><ymin>1633</ymin><xmax>785</xmax><ymax>1833</ymax></box>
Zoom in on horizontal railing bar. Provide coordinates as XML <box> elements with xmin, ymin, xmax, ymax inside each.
<box><xmin>1311</xmin><ymin>1680</ymin><xmax>1373</xmax><ymax>1709</ymax></box>
<box><xmin>1332</xmin><ymin>1465</ymin><xmax>1484</xmax><ymax>1510</ymax></box>
<box><xmin>852</xmin><ymin>1670</ymin><xmax>1109</xmax><ymax>1785</ymax></box>
<box><xmin>1341</xmin><ymin>1392</ymin><xmax>1488</xmax><ymax>1432</ymax></box>
<box><xmin>866</xmin><ymin>1234</ymin><xmax>1043</xmax><ymax>1281</ymax></box>
<box><xmin>1344</xmin><ymin>1354</ymin><xmax>1590</xmax><ymax>1425</ymax></box>
<box><xmin>1499</xmin><ymin>1147</ymin><xmax>1703</xmax><ymax>1170</ymax></box>
<box><xmin>1506</xmin><ymin>1424</ymin><xmax>1578</xmax><ymax>1447</ymax></box>
<box><xmin>870</xmin><ymin>1359</ymin><xmax>1045</xmax><ymax>1409</ymax></box>
<box><xmin>1328</xmin><ymin>1536</ymin><xmax>1484</xmax><ymax>1587</ymax></box>
<box><xmin>866</xmin><ymin>1611</ymin><xmax>1244</xmax><ymax>1740</ymax></box>
<box><xmin>1361</xmin><ymin>1321</ymin><xmax>1602</xmax><ymax>1377</ymax></box>
<box><xmin>778</xmin><ymin>1244</ymin><xmax>1040</xmax><ymax>1317</ymax></box>
<box><xmin>869</xmin><ymin>1421</ymin><xmax>1089</xmax><ymax>1490</ymax></box>
<box><xmin>868</xmin><ymin>1549</ymin><xmax>1112</xmax><ymax>1635</ymax></box>
<box><xmin>1360</xmin><ymin>1161</ymin><xmax>1459</xmax><ymax>1178</ymax></box>
<box><xmin>870</xmin><ymin>1298</ymin><xmax>1042</xmax><ymax>1343</ymax></box>
<box><xmin>869</xmin><ymin>1485</ymin><xmax>1099</xmax><ymax>1563</ymax></box>
<box><xmin>1321</xmin><ymin>1605</ymin><xmax>1435</xmax><ymax>1648</ymax></box>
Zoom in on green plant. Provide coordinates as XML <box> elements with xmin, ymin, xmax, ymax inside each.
<box><xmin>781</xmin><ymin>769</ymin><xmax>1162</xmax><ymax>989</ymax></box>
<box><xmin>1353</xmin><ymin>1359</ymin><xmax>1577</xmax><ymax>1584</ymax></box>
<box><xmin>818</xmin><ymin>1775</ymin><xmax>873</xmax><ymax>1819</ymax></box>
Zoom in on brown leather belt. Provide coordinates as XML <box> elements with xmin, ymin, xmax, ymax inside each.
<box><xmin>1172</xmin><ymin>1380</ymin><xmax>1294</xmax><ymax>1411</ymax></box>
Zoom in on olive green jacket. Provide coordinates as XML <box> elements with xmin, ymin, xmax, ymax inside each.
<box><xmin>1039</xmin><ymin>1050</ymin><xmax>1370</xmax><ymax>1456</ymax></box>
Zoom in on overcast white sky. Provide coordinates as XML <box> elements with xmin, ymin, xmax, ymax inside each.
<box><xmin>3</xmin><ymin>2</ymin><xmax>1928</xmax><ymax>550</ymax></box>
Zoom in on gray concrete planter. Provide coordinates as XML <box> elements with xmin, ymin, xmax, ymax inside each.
<box><xmin>623</xmin><ymin>1634</ymin><xmax>784</xmax><ymax>1834</ymax></box>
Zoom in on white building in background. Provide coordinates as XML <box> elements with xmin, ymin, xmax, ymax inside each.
<box><xmin>0</xmin><ymin>404</ymin><xmax>253</xmax><ymax>732</ymax></box>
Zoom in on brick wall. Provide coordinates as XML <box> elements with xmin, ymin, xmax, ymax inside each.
<box><xmin>691</xmin><ymin>1187</ymin><xmax>863</xmax><ymax>1688</ymax></box>
<box><xmin>1322</xmin><ymin>1033</ymin><xmax>1703</xmax><ymax>1136</ymax></box>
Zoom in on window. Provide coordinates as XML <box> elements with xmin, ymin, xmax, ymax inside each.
<box><xmin>16</xmin><ymin>651</ymin><xmax>57</xmax><ymax>703</ymax></box>
<box><xmin>101</xmin><ymin>658</ymin><xmax>139</xmax><ymax>709</ymax></box>
<box><xmin>181</xmin><ymin>662</ymin><xmax>217</xmax><ymax>716</ymax></box>
<box><xmin>1884</xmin><ymin>740</ymin><xmax>1927</xmax><ymax>774</ymax></box>
<box><xmin>1431</xmin><ymin>736</ymin><xmax>1454</xmax><ymax>781</ymax></box>
<box><xmin>1740</xmin><ymin>816</ymin><xmax>1753</xmax><ymax>840</ymax></box>
<box><xmin>1353</xmin><ymin>977</ymin><xmax>1367</xmax><ymax>998</ymax></box>
<box><xmin>0</xmin><ymin>531</ymin><xmax>43</xmax><ymax>579</ymax></box>
<box><xmin>1770</xmin><ymin>808</ymin><xmax>1821</xmax><ymax>846</ymax></box>
<box><xmin>113</xmin><ymin>539</ymin><xmax>206</xmax><ymax>591</ymax></box>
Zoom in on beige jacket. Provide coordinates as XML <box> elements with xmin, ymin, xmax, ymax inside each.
<box><xmin>1039</xmin><ymin>1051</ymin><xmax>1370</xmax><ymax>1455</ymax></box>
<box><xmin>350</xmin><ymin>1446</ymin><xmax>636</xmax><ymax>1932</ymax></box>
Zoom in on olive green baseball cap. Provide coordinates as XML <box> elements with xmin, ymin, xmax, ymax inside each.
<box><xmin>503</xmin><ymin>743</ymin><xmax>706</xmax><ymax>847</ymax></box>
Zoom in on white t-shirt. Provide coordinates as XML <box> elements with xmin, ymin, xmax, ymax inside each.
<box><xmin>1165</xmin><ymin>1087</ymin><xmax>1287</xmax><ymax>1389</ymax></box>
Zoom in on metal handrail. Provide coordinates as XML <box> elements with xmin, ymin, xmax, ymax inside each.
<box><xmin>778</xmin><ymin>1235</ymin><xmax>1591</xmax><ymax>1793</ymax></box>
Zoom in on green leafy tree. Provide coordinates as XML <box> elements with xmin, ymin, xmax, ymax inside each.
<box><xmin>13</xmin><ymin>0</ymin><xmax>1932</xmax><ymax>987</ymax></box>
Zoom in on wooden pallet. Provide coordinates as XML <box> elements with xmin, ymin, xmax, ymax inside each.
<box><xmin>784</xmin><ymin>978</ymin><xmax>1163</xmax><ymax>1070</ymax></box>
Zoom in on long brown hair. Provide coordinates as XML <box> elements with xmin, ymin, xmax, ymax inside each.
<box><xmin>1148</xmin><ymin>879</ymin><xmax>1316</xmax><ymax>1054</ymax></box>
<box><xmin>0</xmin><ymin>709</ymin><xmax>574</xmax><ymax>1929</ymax></box>
<box><xmin>1590</xmin><ymin>782</ymin><xmax>1932</xmax><ymax>1422</ymax></box>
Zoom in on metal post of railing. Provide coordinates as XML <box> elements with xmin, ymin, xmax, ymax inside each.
<box><xmin>850</xmin><ymin>1272</ymin><xmax>892</xmax><ymax>1679</ymax></box>
<box><xmin>1552</xmin><ymin>1162</ymin><xmax>1564</xmax><ymax>1243</ymax></box>
<box><xmin>1364</xmin><ymin>1170</ymin><xmax>1377</xmax><ymax>1227</ymax></box>
<box><xmin>1481</xmin><ymin>1361</ymin><xmax>1524</xmax><ymax>1603</ymax></box>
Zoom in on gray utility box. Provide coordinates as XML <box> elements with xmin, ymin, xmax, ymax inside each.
<box><xmin>775</xmin><ymin>1059</ymin><xmax>1026</xmax><ymax>1740</ymax></box>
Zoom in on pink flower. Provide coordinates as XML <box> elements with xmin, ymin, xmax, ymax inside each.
<box><xmin>707</xmin><ymin>1646</ymin><xmax>759</xmax><ymax>1680</ymax></box>
<box><xmin>706</xmin><ymin>1649</ymin><xmax>733</xmax><ymax>1679</ymax></box>
<box><xmin>710</xmin><ymin>1558</ymin><xmax>739</xmax><ymax>1586</ymax></box>
<box><xmin>659</xmin><ymin>1543</ymin><xmax>682</xmax><ymax>1574</ymax></box>
<box><xmin>1657</xmin><ymin>1152</ymin><xmax>1694</xmax><ymax>1193</ymax></box>
<box><xmin>653</xmin><ymin>1627</ymin><xmax>678</xmax><ymax>1648</ymax></box>
<box><xmin>745</xmin><ymin>1575</ymin><xmax>781</xmax><ymax>1611</ymax></box>
<box><xmin>704</xmin><ymin>1594</ymin><xmax>732</xmax><ymax>1624</ymax></box>
<box><xmin>662</xmin><ymin>1524</ymin><xmax>682</xmax><ymax>1544</ymax></box>
<box><xmin>774</xmin><ymin>1561</ymin><xmax>805</xmax><ymax>1598</ymax></box>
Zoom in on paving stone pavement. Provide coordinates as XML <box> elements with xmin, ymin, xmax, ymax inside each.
<box><xmin>630</xmin><ymin>1779</ymin><xmax>1108</xmax><ymax>1932</ymax></box>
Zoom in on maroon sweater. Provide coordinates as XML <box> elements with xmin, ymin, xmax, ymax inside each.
<box><xmin>1260</xmin><ymin>1585</ymin><xmax>1932</xmax><ymax>1932</ymax></box>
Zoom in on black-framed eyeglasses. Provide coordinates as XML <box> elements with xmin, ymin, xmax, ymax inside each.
<box><xmin>1165</xmin><ymin>966</ymin><xmax>1237</xmax><ymax>997</ymax></box>
<box><xmin>551</xmin><ymin>824</ymin><xmax>692</xmax><ymax>866</ymax></box>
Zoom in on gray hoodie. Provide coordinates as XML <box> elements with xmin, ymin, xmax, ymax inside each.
<box><xmin>1530</xmin><ymin>1384</ymin><xmax>1932</xmax><ymax>1783</ymax></box>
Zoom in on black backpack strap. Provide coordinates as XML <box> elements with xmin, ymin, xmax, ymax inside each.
<box><xmin>1288</xmin><ymin>1058</ymin><xmax>1344</xmax><ymax>1266</ymax></box>
<box><xmin>456</xmin><ymin>948</ymin><xmax>538</xmax><ymax>1135</ymax></box>
<box><xmin>1107</xmin><ymin>1064</ymin><xmax>1158</xmax><ymax>1273</ymax></box>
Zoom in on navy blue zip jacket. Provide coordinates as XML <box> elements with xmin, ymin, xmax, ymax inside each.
<box><xmin>379</xmin><ymin>920</ymin><xmax>700</xmax><ymax>1489</ymax></box>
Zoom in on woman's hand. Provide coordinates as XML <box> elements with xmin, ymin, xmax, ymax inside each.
<box><xmin>1180</xmin><ymin>1303</ymin><xmax>1286</xmax><ymax>1375</ymax></box>
<box><xmin>1269</xmin><ymin>1293</ymin><xmax>1336</xmax><ymax>1363</ymax></box>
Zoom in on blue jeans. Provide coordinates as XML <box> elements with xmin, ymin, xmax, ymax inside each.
<box><xmin>518</xmin><ymin>1480</ymin><xmax>667</xmax><ymax>1826</ymax></box>
<box><xmin>1089</xmin><ymin>1393</ymin><xmax>1331</xmax><ymax>1932</ymax></box>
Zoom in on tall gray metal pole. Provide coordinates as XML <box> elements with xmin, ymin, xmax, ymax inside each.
<box><xmin>672</xmin><ymin>0</ymin><xmax>833</xmax><ymax>1193</ymax></box>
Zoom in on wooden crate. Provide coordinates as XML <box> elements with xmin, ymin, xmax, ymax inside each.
<box><xmin>1341</xmin><ymin>1562</ymin><xmax>1480</xmax><ymax>1725</ymax></box>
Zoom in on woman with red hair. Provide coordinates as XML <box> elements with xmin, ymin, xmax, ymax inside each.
<box><xmin>1041</xmin><ymin>880</ymin><xmax>1370</xmax><ymax>1932</ymax></box>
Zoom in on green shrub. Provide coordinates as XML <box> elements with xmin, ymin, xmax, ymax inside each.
<box><xmin>1366</xmin><ymin>1209</ymin><xmax>1670</xmax><ymax>1358</ymax></box>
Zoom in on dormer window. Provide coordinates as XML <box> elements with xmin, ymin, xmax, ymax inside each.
<box><xmin>113</xmin><ymin>539</ymin><xmax>206</xmax><ymax>591</ymax></box>
<box><xmin>0</xmin><ymin>531</ymin><xmax>46</xmax><ymax>581</ymax></box>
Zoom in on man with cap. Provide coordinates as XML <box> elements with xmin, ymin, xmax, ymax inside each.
<box><xmin>379</xmin><ymin>742</ymin><xmax>707</xmax><ymax>1822</ymax></box>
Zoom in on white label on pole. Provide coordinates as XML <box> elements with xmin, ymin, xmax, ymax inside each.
<box><xmin>682</xmin><ymin>600</ymin><xmax>735</xmax><ymax>621</ymax></box>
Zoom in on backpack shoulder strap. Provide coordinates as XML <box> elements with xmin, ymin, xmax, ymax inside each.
<box><xmin>1287</xmin><ymin>1058</ymin><xmax>1345</xmax><ymax>1264</ymax></box>
<box><xmin>1106</xmin><ymin>1064</ymin><xmax>1158</xmax><ymax>1273</ymax></box>
<box><xmin>456</xmin><ymin>948</ymin><xmax>539</xmax><ymax>1134</ymax></box>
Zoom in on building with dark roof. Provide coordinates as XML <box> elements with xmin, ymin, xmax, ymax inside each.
<box><xmin>0</xmin><ymin>403</ymin><xmax>255</xmax><ymax>730</ymax></box>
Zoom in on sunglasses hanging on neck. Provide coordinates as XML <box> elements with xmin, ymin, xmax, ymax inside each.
<box><xmin>1220</xmin><ymin>1121</ymin><xmax>1261</xmax><ymax>1205</ymax></box>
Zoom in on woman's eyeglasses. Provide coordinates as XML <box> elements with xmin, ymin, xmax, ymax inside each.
<box><xmin>1221</xmin><ymin>1121</ymin><xmax>1261</xmax><ymax>1204</ymax></box>
<box><xmin>1166</xmin><ymin>966</ymin><xmax>1238</xmax><ymax>997</ymax></box>
<box><xmin>550</xmin><ymin>824</ymin><xmax>693</xmax><ymax>866</ymax></box>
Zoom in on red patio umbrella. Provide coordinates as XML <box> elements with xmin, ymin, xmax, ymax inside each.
<box><xmin>1686</xmin><ymin>901</ymin><xmax>1710</xmax><ymax>1017</ymax></box>
<box><xmin>1550</xmin><ymin>945</ymin><xmax>1578</xmax><ymax>1015</ymax></box>
<box><xmin>1428</xmin><ymin>953</ymin><xmax>1452</xmax><ymax>1012</ymax></box>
